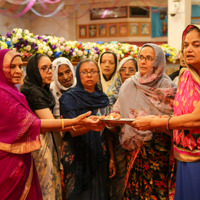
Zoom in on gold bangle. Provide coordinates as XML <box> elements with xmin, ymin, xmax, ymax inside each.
<box><xmin>62</xmin><ymin>119</ymin><xmax>64</xmax><ymax>129</ymax></box>
<box><xmin>72</xmin><ymin>126</ymin><xmax>77</xmax><ymax>132</ymax></box>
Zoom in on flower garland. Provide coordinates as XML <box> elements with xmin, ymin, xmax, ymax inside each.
<box><xmin>0</xmin><ymin>28</ymin><xmax>180</xmax><ymax>63</ymax></box>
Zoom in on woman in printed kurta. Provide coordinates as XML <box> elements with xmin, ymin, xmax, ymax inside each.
<box><xmin>21</xmin><ymin>53</ymin><xmax>62</xmax><ymax>200</ymax></box>
<box><xmin>110</xmin><ymin>43</ymin><xmax>177</xmax><ymax>199</ymax></box>
<box><xmin>131</xmin><ymin>24</ymin><xmax>200</xmax><ymax>200</ymax></box>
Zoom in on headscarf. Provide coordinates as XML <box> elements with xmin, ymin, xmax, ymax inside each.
<box><xmin>118</xmin><ymin>43</ymin><xmax>177</xmax><ymax>150</ymax></box>
<box><xmin>107</xmin><ymin>57</ymin><xmax>137</xmax><ymax>113</ymax></box>
<box><xmin>0</xmin><ymin>49</ymin><xmax>41</xmax><ymax>153</ymax></box>
<box><xmin>59</xmin><ymin>59</ymin><xmax>109</xmax><ymax>192</ymax></box>
<box><xmin>98</xmin><ymin>51</ymin><xmax>118</xmax><ymax>94</ymax></box>
<box><xmin>20</xmin><ymin>53</ymin><xmax>55</xmax><ymax>111</ymax></box>
<box><xmin>50</xmin><ymin>57</ymin><xmax>76</xmax><ymax>117</ymax></box>
<box><xmin>60</xmin><ymin>59</ymin><xmax>109</xmax><ymax>113</ymax></box>
<box><xmin>179</xmin><ymin>24</ymin><xmax>200</xmax><ymax>87</ymax></box>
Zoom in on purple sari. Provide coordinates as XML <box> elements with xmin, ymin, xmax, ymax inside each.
<box><xmin>0</xmin><ymin>49</ymin><xmax>42</xmax><ymax>200</ymax></box>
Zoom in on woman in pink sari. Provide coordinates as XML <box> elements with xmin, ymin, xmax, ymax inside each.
<box><xmin>0</xmin><ymin>49</ymin><xmax>100</xmax><ymax>200</ymax></box>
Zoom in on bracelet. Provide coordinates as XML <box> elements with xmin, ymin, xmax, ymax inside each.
<box><xmin>167</xmin><ymin>116</ymin><xmax>172</xmax><ymax>130</ymax></box>
<box><xmin>62</xmin><ymin>118</ymin><xmax>64</xmax><ymax>129</ymax></box>
<box><xmin>72</xmin><ymin>126</ymin><xmax>77</xmax><ymax>132</ymax></box>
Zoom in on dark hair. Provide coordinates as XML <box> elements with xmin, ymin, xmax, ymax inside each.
<box><xmin>185</xmin><ymin>26</ymin><xmax>200</xmax><ymax>36</ymax></box>
<box><xmin>79</xmin><ymin>58</ymin><xmax>99</xmax><ymax>70</ymax></box>
<box><xmin>78</xmin><ymin>58</ymin><xmax>103</xmax><ymax>91</ymax></box>
<box><xmin>100</xmin><ymin>51</ymin><xmax>118</xmax><ymax>80</ymax></box>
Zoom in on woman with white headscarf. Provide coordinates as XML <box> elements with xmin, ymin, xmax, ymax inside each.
<box><xmin>50</xmin><ymin>57</ymin><xmax>77</xmax><ymax>118</ymax></box>
<box><xmin>50</xmin><ymin>57</ymin><xmax>77</xmax><ymax>197</ymax></box>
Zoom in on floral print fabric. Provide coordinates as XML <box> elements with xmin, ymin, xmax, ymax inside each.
<box><xmin>124</xmin><ymin>132</ymin><xmax>176</xmax><ymax>200</ymax></box>
<box><xmin>174</xmin><ymin>70</ymin><xmax>200</xmax><ymax>160</ymax></box>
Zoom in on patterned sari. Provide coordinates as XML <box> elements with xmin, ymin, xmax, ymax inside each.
<box><xmin>0</xmin><ymin>49</ymin><xmax>42</xmax><ymax>199</ymax></box>
<box><xmin>113</xmin><ymin>44</ymin><xmax>177</xmax><ymax>199</ymax></box>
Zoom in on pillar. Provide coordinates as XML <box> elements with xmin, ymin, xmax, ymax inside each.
<box><xmin>168</xmin><ymin>0</ymin><xmax>191</xmax><ymax>50</ymax></box>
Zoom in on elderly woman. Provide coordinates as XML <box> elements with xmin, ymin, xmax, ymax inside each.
<box><xmin>109</xmin><ymin>43</ymin><xmax>177</xmax><ymax>199</ymax></box>
<box><xmin>98</xmin><ymin>51</ymin><xmax>118</xmax><ymax>94</ymax></box>
<box><xmin>59</xmin><ymin>58</ymin><xmax>112</xmax><ymax>200</ymax></box>
<box><xmin>131</xmin><ymin>25</ymin><xmax>200</xmax><ymax>200</ymax></box>
<box><xmin>50</xmin><ymin>57</ymin><xmax>77</xmax><ymax>197</ymax></box>
<box><xmin>0</xmin><ymin>49</ymin><xmax>98</xmax><ymax>200</ymax></box>
<box><xmin>50</xmin><ymin>57</ymin><xmax>76</xmax><ymax>118</ymax></box>
<box><xmin>107</xmin><ymin>56</ymin><xmax>138</xmax><ymax>113</ymax></box>
<box><xmin>106</xmin><ymin>57</ymin><xmax>137</xmax><ymax>200</ymax></box>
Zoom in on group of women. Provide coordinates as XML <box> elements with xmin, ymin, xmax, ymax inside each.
<box><xmin>1</xmin><ymin>24</ymin><xmax>200</xmax><ymax>200</ymax></box>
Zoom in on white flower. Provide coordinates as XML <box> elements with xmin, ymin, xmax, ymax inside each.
<box><xmin>121</xmin><ymin>53</ymin><xmax>124</xmax><ymax>58</ymax></box>
<box><xmin>43</xmin><ymin>46</ymin><xmax>49</xmax><ymax>53</ymax></box>
<box><xmin>2</xmin><ymin>36</ymin><xmax>5</xmax><ymax>41</ymax></box>
<box><xmin>74</xmin><ymin>48</ymin><xmax>78</xmax><ymax>52</ymax></box>
<box><xmin>51</xmin><ymin>39</ymin><xmax>57</xmax><ymax>45</ymax></box>
<box><xmin>83</xmin><ymin>55</ymin><xmax>87</xmax><ymax>59</ymax></box>
<box><xmin>16</xmin><ymin>32</ymin><xmax>22</xmax><ymax>39</ymax></box>
<box><xmin>25</xmin><ymin>36</ymin><xmax>31</xmax><ymax>41</ymax></box>
<box><xmin>77</xmin><ymin>50</ymin><xmax>83</xmax><ymax>57</ymax></box>
<box><xmin>24</xmin><ymin>29</ymin><xmax>29</xmax><ymax>34</ymax></box>
<box><xmin>26</xmin><ymin>45</ymin><xmax>31</xmax><ymax>51</ymax></box>
<box><xmin>12</xmin><ymin>37</ymin><xmax>18</xmax><ymax>44</ymax></box>
<box><xmin>72</xmin><ymin>52</ymin><xmax>76</xmax><ymax>57</ymax></box>
<box><xmin>17</xmin><ymin>28</ymin><xmax>23</xmax><ymax>33</ymax></box>
<box><xmin>47</xmin><ymin>50</ymin><xmax>53</xmax><ymax>56</ymax></box>
<box><xmin>7</xmin><ymin>38</ymin><xmax>11</xmax><ymax>41</ymax></box>
<box><xmin>84</xmin><ymin>50</ymin><xmax>88</xmax><ymax>55</ymax></box>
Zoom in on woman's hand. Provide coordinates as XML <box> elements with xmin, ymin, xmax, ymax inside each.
<box><xmin>88</xmin><ymin>115</ymin><xmax>107</xmax><ymax>131</ymax></box>
<box><xmin>130</xmin><ymin>115</ymin><xmax>157</xmax><ymax>131</ymax></box>
<box><xmin>75</xmin><ymin>111</ymin><xmax>99</xmax><ymax>125</ymax></box>
<box><xmin>109</xmin><ymin>160</ymin><xmax>116</xmax><ymax>178</ymax></box>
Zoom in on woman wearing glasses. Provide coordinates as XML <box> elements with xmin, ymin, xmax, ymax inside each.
<box><xmin>106</xmin><ymin>57</ymin><xmax>137</xmax><ymax>200</ymax></box>
<box><xmin>59</xmin><ymin>58</ymin><xmax>111</xmax><ymax>200</ymax></box>
<box><xmin>108</xmin><ymin>44</ymin><xmax>177</xmax><ymax>199</ymax></box>
<box><xmin>21</xmin><ymin>54</ymin><xmax>63</xmax><ymax>200</ymax></box>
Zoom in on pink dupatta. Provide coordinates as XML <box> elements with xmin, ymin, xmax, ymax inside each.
<box><xmin>0</xmin><ymin>49</ymin><xmax>42</xmax><ymax>200</ymax></box>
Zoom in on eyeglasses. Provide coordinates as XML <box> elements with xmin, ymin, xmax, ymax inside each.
<box><xmin>39</xmin><ymin>66</ymin><xmax>53</xmax><ymax>73</ymax></box>
<box><xmin>80</xmin><ymin>71</ymin><xmax>99</xmax><ymax>76</ymax></box>
<box><xmin>120</xmin><ymin>67</ymin><xmax>136</xmax><ymax>74</ymax></box>
<box><xmin>138</xmin><ymin>55</ymin><xmax>154</xmax><ymax>62</ymax></box>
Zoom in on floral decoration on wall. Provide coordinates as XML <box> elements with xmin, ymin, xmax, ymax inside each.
<box><xmin>0</xmin><ymin>28</ymin><xmax>180</xmax><ymax>63</ymax></box>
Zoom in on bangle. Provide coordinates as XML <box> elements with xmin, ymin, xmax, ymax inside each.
<box><xmin>167</xmin><ymin>116</ymin><xmax>172</xmax><ymax>130</ymax></box>
<box><xmin>62</xmin><ymin>118</ymin><xmax>64</xmax><ymax>129</ymax></box>
<box><xmin>72</xmin><ymin>126</ymin><xmax>77</xmax><ymax>132</ymax></box>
